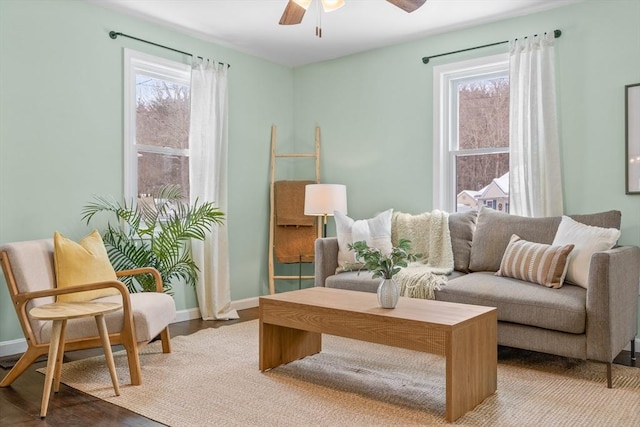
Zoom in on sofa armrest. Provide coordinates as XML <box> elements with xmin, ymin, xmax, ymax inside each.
<box><xmin>314</xmin><ymin>237</ymin><xmax>339</xmax><ymax>287</ymax></box>
<box><xmin>586</xmin><ymin>245</ymin><xmax>640</xmax><ymax>362</ymax></box>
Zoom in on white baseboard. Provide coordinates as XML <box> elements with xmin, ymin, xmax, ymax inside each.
<box><xmin>174</xmin><ymin>307</ymin><xmax>202</xmax><ymax>322</ymax></box>
<box><xmin>173</xmin><ymin>296</ymin><xmax>259</xmax><ymax>322</ymax></box>
<box><xmin>230</xmin><ymin>296</ymin><xmax>259</xmax><ymax>311</ymax></box>
<box><xmin>0</xmin><ymin>338</ymin><xmax>28</xmax><ymax>359</ymax></box>
<box><xmin>0</xmin><ymin>297</ymin><xmax>260</xmax><ymax>358</ymax></box>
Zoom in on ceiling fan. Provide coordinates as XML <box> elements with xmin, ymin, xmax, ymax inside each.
<box><xmin>279</xmin><ymin>0</ymin><xmax>427</xmax><ymax>26</ymax></box>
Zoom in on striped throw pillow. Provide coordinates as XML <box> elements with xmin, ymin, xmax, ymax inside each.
<box><xmin>495</xmin><ymin>234</ymin><xmax>575</xmax><ymax>288</ymax></box>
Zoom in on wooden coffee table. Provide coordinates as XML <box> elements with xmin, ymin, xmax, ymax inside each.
<box><xmin>259</xmin><ymin>287</ymin><xmax>497</xmax><ymax>422</ymax></box>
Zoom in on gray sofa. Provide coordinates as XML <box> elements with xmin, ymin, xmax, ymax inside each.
<box><xmin>314</xmin><ymin>207</ymin><xmax>640</xmax><ymax>387</ymax></box>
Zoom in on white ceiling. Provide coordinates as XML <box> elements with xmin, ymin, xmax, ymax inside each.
<box><xmin>90</xmin><ymin>0</ymin><xmax>580</xmax><ymax>67</ymax></box>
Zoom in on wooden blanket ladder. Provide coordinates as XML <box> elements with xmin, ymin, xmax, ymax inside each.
<box><xmin>268</xmin><ymin>125</ymin><xmax>321</xmax><ymax>294</ymax></box>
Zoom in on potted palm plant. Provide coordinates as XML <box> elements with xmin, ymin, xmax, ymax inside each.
<box><xmin>82</xmin><ymin>185</ymin><xmax>224</xmax><ymax>294</ymax></box>
<box><xmin>348</xmin><ymin>239</ymin><xmax>421</xmax><ymax>308</ymax></box>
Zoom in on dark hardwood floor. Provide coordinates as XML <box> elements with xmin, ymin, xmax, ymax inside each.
<box><xmin>0</xmin><ymin>306</ymin><xmax>637</xmax><ymax>426</ymax></box>
<box><xmin>0</xmin><ymin>307</ymin><xmax>259</xmax><ymax>427</ymax></box>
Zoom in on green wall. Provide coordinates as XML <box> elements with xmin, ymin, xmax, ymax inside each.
<box><xmin>292</xmin><ymin>0</ymin><xmax>640</xmax><ymax>333</ymax></box>
<box><xmin>0</xmin><ymin>0</ymin><xmax>294</xmax><ymax>344</ymax></box>
<box><xmin>293</xmin><ymin>0</ymin><xmax>640</xmax><ymax>247</ymax></box>
<box><xmin>1</xmin><ymin>0</ymin><xmax>639</xmax><ymax>346</ymax></box>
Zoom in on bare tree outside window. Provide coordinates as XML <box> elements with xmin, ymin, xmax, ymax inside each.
<box><xmin>456</xmin><ymin>152</ymin><xmax>509</xmax><ymax>195</ymax></box>
<box><xmin>455</xmin><ymin>77</ymin><xmax>510</xmax><ymax>212</ymax></box>
<box><xmin>135</xmin><ymin>76</ymin><xmax>190</xmax><ymax>199</ymax></box>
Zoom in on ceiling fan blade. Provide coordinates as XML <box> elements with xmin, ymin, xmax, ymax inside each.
<box><xmin>279</xmin><ymin>1</ymin><xmax>306</xmax><ymax>25</ymax></box>
<box><xmin>386</xmin><ymin>0</ymin><xmax>427</xmax><ymax>13</ymax></box>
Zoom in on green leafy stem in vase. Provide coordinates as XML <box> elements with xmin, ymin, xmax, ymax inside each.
<box><xmin>347</xmin><ymin>239</ymin><xmax>422</xmax><ymax>280</ymax></box>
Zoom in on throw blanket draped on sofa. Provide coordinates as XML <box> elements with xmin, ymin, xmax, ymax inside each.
<box><xmin>392</xmin><ymin>210</ymin><xmax>454</xmax><ymax>299</ymax></box>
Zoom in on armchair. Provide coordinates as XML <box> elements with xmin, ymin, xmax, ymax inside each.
<box><xmin>0</xmin><ymin>238</ymin><xmax>176</xmax><ymax>387</ymax></box>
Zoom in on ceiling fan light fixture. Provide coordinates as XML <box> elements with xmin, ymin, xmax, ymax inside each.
<box><xmin>292</xmin><ymin>0</ymin><xmax>312</xmax><ymax>10</ymax></box>
<box><xmin>320</xmin><ymin>0</ymin><xmax>345</xmax><ymax>13</ymax></box>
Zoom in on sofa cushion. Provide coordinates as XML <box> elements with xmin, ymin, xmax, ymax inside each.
<box><xmin>569</xmin><ymin>210</ymin><xmax>621</xmax><ymax>230</ymax></box>
<box><xmin>496</xmin><ymin>234</ymin><xmax>574</xmax><ymax>289</ymax></box>
<box><xmin>552</xmin><ymin>216</ymin><xmax>620</xmax><ymax>289</ymax></box>
<box><xmin>468</xmin><ymin>208</ymin><xmax>622</xmax><ymax>273</ymax></box>
<box><xmin>325</xmin><ymin>271</ymin><xmax>381</xmax><ymax>293</ymax></box>
<box><xmin>448</xmin><ymin>210</ymin><xmax>477</xmax><ymax>273</ymax></box>
<box><xmin>325</xmin><ymin>270</ymin><xmax>467</xmax><ymax>294</ymax></box>
<box><xmin>469</xmin><ymin>208</ymin><xmax>560</xmax><ymax>272</ymax></box>
<box><xmin>38</xmin><ymin>292</ymin><xmax>176</xmax><ymax>344</ymax></box>
<box><xmin>436</xmin><ymin>272</ymin><xmax>587</xmax><ymax>334</ymax></box>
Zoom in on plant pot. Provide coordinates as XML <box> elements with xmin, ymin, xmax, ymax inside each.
<box><xmin>377</xmin><ymin>278</ymin><xmax>399</xmax><ymax>309</ymax></box>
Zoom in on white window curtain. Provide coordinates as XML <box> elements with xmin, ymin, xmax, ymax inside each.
<box><xmin>509</xmin><ymin>32</ymin><xmax>563</xmax><ymax>217</ymax></box>
<box><xmin>189</xmin><ymin>59</ymin><xmax>238</xmax><ymax>320</ymax></box>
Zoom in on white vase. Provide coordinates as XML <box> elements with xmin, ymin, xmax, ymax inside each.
<box><xmin>377</xmin><ymin>278</ymin><xmax>399</xmax><ymax>308</ymax></box>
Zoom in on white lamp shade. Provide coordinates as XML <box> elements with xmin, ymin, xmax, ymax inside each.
<box><xmin>304</xmin><ymin>184</ymin><xmax>347</xmax><ymax>216</ymax></box>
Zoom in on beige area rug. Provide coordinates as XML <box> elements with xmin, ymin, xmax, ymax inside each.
<box><xmin>43</xmin><ymin>320</ymin><xmax>640</xmax><ymax>426</ymax></box>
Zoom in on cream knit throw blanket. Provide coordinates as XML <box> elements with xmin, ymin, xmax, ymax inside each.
<box><xmin>391</xmin><ymin>210</ymin><xmax>454</xmax><ymax>300</ymax></box>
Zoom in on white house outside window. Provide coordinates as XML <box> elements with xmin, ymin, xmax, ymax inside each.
<box><xmin>432</xmin><ymin>54</ymin><xmax>510</xmax><ymax>213</ymax></box>
<box><xmin>124</xmin><ymin>49</ymin><xmax>191</xmax><ymax>203</ymax></box>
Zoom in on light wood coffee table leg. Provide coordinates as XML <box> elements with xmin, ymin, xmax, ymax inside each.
<box><xmin>445</xmin><ymin>312</ymin><xmax>497</xmax><ymax>422</ymax></box>
<box><xmin>259</xmin><ymin>321</ymin><xmax>321</xmax><ymax>371</ymax></box>
<box><xmin>95</xmin><ymin>313</ymin><xmax>120</xmax><ymax>396</ymax></box>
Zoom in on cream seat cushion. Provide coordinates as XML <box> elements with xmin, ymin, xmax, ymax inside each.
<box><xmin>38</xmin><ymin>292</ymin><xmax>176</xmax><ymax>344</ymax></box>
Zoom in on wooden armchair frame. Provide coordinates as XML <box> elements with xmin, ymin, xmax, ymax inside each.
<box><xmin>0</xmin><ymin>249</ymin><xmax>171</xmax><ymax>387</ymax></box>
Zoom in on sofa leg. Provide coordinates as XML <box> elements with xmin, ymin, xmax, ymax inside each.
<box><xmin>606</xmin><ymin>362</ymin><xmax>612</xmax><ymax>388</ymax></box>
<box><xmin>632</xmin><ymin>338</ymin><xmax>637</xmax><ymax>362</ymax></box>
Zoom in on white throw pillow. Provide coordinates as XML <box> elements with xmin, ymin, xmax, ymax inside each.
<box><xmin>334</xmin><ymin>209</ymin><xmax>393</xmax><ymax>273</ymax></box>
<box><xmin>551</xmin><ymin>216</ymin><xmax>620</xmax><ymax>288</ymax></box>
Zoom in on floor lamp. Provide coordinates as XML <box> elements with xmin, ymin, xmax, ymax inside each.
<box><xmin>304</xmin><ymin>184</ymin><xmax>347</xmax><ymax>237</ymax></box>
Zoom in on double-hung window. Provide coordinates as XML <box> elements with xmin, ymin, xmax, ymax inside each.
<box><xmin>124</xmin><ymin>49</ymin><xmax>191</xmax><ymax>203</ymax></box>
<box><xmin>433</xmin><ymin>54</ymin><xmax>510</xmax><ymax>213</ymax></box>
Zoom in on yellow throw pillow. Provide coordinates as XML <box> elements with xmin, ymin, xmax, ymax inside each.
<box><xmin>54</xmin><ymin>230</ymin><xmax>120</xmax><ymax>302</ymax></box>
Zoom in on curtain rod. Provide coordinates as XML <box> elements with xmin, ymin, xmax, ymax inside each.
<box><xmin>109</xmin><ymin>31</ymin><xmax>230</xmax><ymax>68</ymax></box>
<box><xmin>421</xmin><ymin>29</ymin><xmax>561</xmax><ymax>64</ymax></box>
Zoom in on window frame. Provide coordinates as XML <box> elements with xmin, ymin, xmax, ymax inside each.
<box><xmin>123</xmin><ymin>49</ymin><xmax>191</xmax><ymax>202</ymax></box>
<box><xmin>432</xmin><ymin>53</ymin><xmax>509</xmax><ymax>212</ymax></box>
